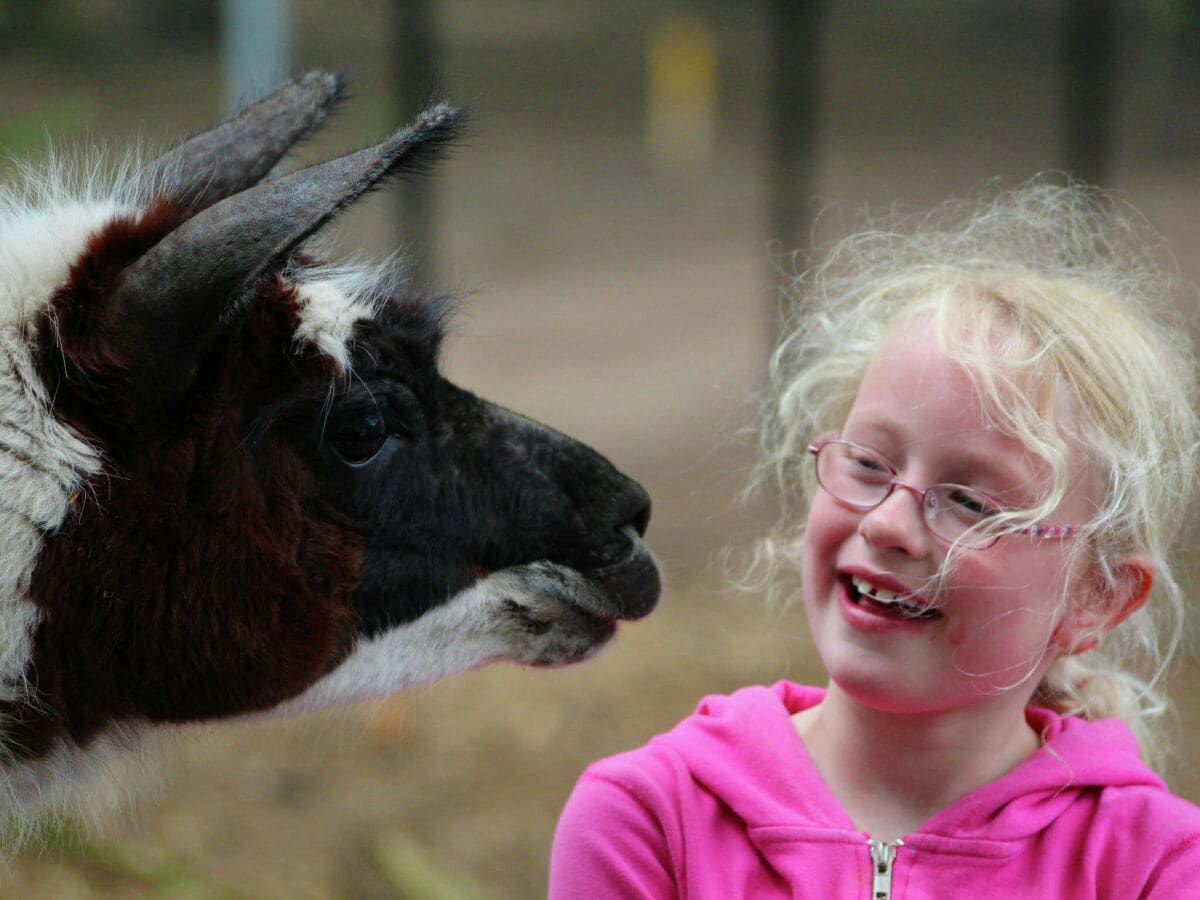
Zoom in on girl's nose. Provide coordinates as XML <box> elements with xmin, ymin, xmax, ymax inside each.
<box><xmin>857</xmin><ymin>487</ymin><xmax>932</xmax><ymax>558</ymax></box>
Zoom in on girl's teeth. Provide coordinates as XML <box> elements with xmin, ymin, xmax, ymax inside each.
<box><xmin>849</xmin><ymin>574</ymin><xmax>938</xmax><ymax>619</ymax></box>
<box><xmin>851</xmin><ymin>576</ymin><xmax>899</xmax><ymax>603</ymax></box>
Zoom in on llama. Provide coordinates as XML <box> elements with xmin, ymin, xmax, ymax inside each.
<box><xmin>0</xmin><ymin>71</ymin><xmax>659</xmax><ymax>820</ymax></box>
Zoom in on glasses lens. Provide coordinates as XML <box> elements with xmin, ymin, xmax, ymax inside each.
<box><xmin>816</xmin><ymin>442</ymin><xmax>893</xmax><ymax>508</ymax></box>
<box><xmin>926</xmin><ymin>484</ymin><xmax>1002</xmax><ymax>548</ymax></box>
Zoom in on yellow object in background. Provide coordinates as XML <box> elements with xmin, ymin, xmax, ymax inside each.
<box><xmin>646</xmin><ymin>16</ymin><xmax>719</xmax><ymax>174</ymax></box>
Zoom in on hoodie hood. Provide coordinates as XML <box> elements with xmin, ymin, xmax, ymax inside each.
<box><xmin>653</xmin><ymin>680</ymin><xmax>1164</xmax><ymax>848</ymax></box>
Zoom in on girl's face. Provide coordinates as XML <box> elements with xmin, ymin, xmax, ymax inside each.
<box><xmin>802</xmin><ymin>319</ymin><xmax>1097</xmax><ymax>717</ymax></box>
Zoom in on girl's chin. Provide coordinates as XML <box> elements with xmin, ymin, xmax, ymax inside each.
<box><xmin>822</xmin><ymin>655</ymin><xmax>1043</xmax><ymax>720</ymax></box>
<box><xmin>825</xmin><ymin>670</ymin><xmax>938</xmax><ymax>715</ymax></box>
<box><xmin>818</xmin><ymin>647</ymin><xmax>954</xmax><ymax>715</ymax></box>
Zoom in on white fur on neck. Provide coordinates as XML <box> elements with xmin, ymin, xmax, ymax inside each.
<box><xmin>0</xmin><ymin>160</ymin><xmax>142</xmax><ymax>819</ymax></box>
<box><xmin>0</xmin><ymin>192</ymin><xmax>109</xmax><ymax>714</ymax></box>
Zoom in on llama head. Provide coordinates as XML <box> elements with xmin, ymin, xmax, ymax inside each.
<box><xmin>0</xmin><ymin>72</ymin><xmax>659</xmax><ymax>804</ymax></box>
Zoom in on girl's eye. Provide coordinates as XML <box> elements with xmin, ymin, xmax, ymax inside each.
<box><xmin>845</xmin><ymin>448</ymin><xmax>891</xmax><ymax>480</ymax></box>
<box><xmin>852</xmin><ymin>454</ymin><xmax>886</xmax><ymax>471</ymax></box>
<box><xmin>330</xmin><ymin>411</ymin><xmax>389</xmax><ymax>465</ymax></box>
<box><xmin>942</xmin><ymin>487</ymin><xmax>1000</xmax><ymax>523</ymax></box>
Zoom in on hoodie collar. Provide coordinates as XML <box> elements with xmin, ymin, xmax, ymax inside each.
<box><xmin>655</xmin><ymin>681</ymin><xmax>1164</xmax><ymax>846</ymax></box>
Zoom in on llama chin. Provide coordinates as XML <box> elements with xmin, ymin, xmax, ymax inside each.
<box><xmin>0</xmin><ymin>71</ymin><xmax>660</xmax><ymax>832</ymax></box>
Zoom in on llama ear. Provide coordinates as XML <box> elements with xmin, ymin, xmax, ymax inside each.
<box><xmin>142</xmin><ymin>71</ymin><xmax>346</xmax><ymax>212</ymax></box>
<box><xmin>109</xmin><ymin>103</ymin><xmax>466</xmax><ymax>414</ymax></box>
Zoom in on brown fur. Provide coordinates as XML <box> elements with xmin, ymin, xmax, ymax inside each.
<box><xmin>6</xmin><ymin>217</ymin><xmax>365</xmax><ymax>760</ymax></box>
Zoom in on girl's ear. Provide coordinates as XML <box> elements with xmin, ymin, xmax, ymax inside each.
<box><xmin>1103</xmin><ymin>554</ymin><xmax>1155</xmax><ymax>630</ymax></box>
<box><xmin>1054</xmin><ymin>553</ymin><xmax>1155</xmax><ymax>654</ymax></box>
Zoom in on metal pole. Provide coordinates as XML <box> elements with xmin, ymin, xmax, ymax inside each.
<box><xmin>220</xmin><ymin>0</ymin><xmax>293</xmax><ymax>115</ymax></box>
<box><xmin>766</xmin><ymin>0</ymin><xmax>823</xmax><ymax>339</ymax></box>
<box><xmin>395</xmin><ymin>0</ymin><xmax>439</xmax><ymax>286</ymax></box>
<box><xmin>1062</xmin><ymin>0</ymin><xmax>1117</xmax><ymax>186</ymax></box>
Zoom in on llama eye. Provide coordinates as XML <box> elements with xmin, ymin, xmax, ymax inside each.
<box><xmin>330</xmin><ymin>411</ymin><xmax>389</xmax><ymax>465</ymax></box>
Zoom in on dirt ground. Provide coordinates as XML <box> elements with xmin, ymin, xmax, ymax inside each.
<box><xmin>2</xmin><ymin>3</ymin><xmax>1200</xmax><ymax>897</ymax></box>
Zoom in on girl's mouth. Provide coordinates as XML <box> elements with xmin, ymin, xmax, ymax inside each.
<box><xmin>846</xmin><ymin>575</ymin><xmax>941</xmax><ymax>621</ymax></box>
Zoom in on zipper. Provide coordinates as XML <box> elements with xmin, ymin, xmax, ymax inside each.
<box><xmin>868</xmin><ymin>838</ymin><xmax>903</xmax><ymax>900</ymax></box>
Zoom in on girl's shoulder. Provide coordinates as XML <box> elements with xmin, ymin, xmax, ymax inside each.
<box><xmin>1087</xmin><ymin>784</ymin><xmax>1200</xmax><ymax>892</ymax></box>
<box><xmin>1032</xmin><ymin>714</ymin><xmax>1200</xmax><ymax>879</ymax></box>
<box><xmin>577</xmin><ymin>680</ymin><xmax>823</xmax><ymax>804</ymax></box>
<box><xmin>1093</xmin><ymin>778</ymin><xmax>1200</xmax><ymax>836</ymax></box>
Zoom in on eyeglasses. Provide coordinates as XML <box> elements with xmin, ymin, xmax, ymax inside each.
<box><xmin>808</xmin><ymin>439</ymin><xmax>1080</xmax><ymax>550</ymax></box>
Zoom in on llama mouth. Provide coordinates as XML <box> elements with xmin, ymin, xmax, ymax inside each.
<box><xmin>472</xmin><ymin>528</ymin><xmax>659</xmax><ymax>625</ymax></box>
<box><xmin>846</xmin><ymin>575</ymin><xmax>940</xmax><ymax>620</ymax></box>
<box><xmin>484</xmin><ymin>554</ymin><xmax>655</xmax><ymax>667</ymax></box>
<box><xmin>577</xmin><ymin>527</ymin><xmax>661</xmax><ymax>621</ymax></box>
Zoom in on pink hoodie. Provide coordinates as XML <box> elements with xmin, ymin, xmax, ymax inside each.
<box><xmin>549</xmin><ymin>682</ymin><xmax>1200</xmax><ymax>898</ymax></box>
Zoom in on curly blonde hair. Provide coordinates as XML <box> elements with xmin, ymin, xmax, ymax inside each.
<box><xmin>752</xmin><ymin>180</ymin><xmax>1199</xmax><ymax>768</ymax></box>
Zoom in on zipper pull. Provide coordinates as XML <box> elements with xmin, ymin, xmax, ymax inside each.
<box><xmin>868</xmin><ymin>838</ymin><xmax>904</xmax><ymax>900</ymax></box>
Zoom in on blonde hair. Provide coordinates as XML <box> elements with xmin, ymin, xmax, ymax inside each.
<box><xmin>753</xmin><ymin>180</ymin><xmax>1199</xmax><ymax>768</ymax></box>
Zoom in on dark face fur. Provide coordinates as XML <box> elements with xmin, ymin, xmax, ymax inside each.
<box><xmin>0</xmin><ymin>74</ymin><xmax>659</xmax><ymax>763</ymax></box>
<box><xmin>313</xmin><ymin>301</ymin><xmax>655</xmax><ymax>637</ymax></box>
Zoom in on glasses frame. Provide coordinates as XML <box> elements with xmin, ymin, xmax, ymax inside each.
<box><xmin>807</xmin><ymin>438</ymin><xmax>1080</xmax><ymax>550</ymax></box>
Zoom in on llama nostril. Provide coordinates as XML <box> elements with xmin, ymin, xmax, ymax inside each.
<box><xmin>627</xmin><ymin>496</ymin><xmax>651</xmax><ymax>537</ymax></box>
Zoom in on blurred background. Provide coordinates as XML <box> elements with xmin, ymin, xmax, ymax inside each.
<box><xmin>1</xmin><ymin>1</ymin><xmax>1198</xmax><ymax>896</ymax></box>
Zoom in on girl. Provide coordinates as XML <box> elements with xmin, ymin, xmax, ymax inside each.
<box><xmin>549</xmin><ymin>182</ymin><xmax>1200</xmax><ymax>898</ymax></box>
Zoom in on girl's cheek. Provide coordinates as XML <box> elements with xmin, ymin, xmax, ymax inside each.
<box><xmin>946</xmin><ymin>618</ymin><xmax>971</xmax><ymax>647</ymax></box>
